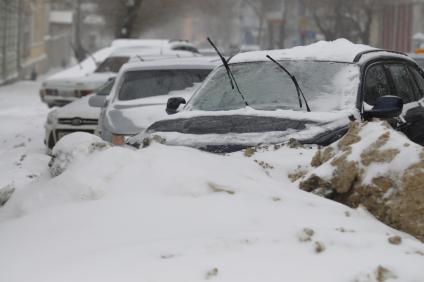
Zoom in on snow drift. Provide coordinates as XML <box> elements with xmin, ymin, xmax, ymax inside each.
<box><xmin>298</xmin><ymin>121</ymin><xmax>424</xmax><ymax>242</ymax></box>
<box><xmin>1</xmin><ymin>129</ymin><xmax>424</xmax><ymax>282</ymax></box>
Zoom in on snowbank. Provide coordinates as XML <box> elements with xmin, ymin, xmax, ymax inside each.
<box><xmin>298</xmin><ymin>121</ymin><xmax>424</xmax><ymax>242</ymax></box>
<box><xmin>1</xmin><ymin>135</ymin><xmax>424</xmax><ymax>281</ymax></box>
<box><xmin>49</xmin><ymin>132</ymin><xmax>110</xmax><ymax>177</ymax></box>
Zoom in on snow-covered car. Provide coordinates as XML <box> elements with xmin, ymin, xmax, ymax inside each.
<box><xmin>110</xmin><ymin>39</ymin><xmax>199</xmax><ymax>54</ymax></box>
<box><xmin>130</xmin><ymin>39</ymin><xmax>424</xmax><ymax>153</ymax></box>
<box><xmin>40</xmin><ymin>47</ymin><xmax>198</xmax><ymax>108</ymax></box>
<box><xmin>90</xmin><ymin>57</ymin><xmax>219</xmax><ymax>144</ymax></box>
<box><xmin>44</xmin><ymin>78</ymin><xmax>116</xmax><ymax>150</ymax></box>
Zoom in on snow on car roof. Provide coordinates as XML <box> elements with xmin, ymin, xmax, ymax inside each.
<box><xmin>108</xmin><ymin>47</ymin><xmax>196</xmax><ymax>58</ymax></box>
<box><xmin>120</xmin><ymin>56</ymin><xmax>220</xmax><ymax>72</ymax></box>
<box><xmin>111</xmin><ymin>39</ymin><xmax>196</xmax><ymax>50</ymax></box>
<box><xmin>111</xmin><ymin>39</ymin><xmax>168</xmax><ymax>48</ymax></box>
<box><xmin>230</xmin><ymin>39</ymin><xmax>380</xmax><ymax>64</ymax></box>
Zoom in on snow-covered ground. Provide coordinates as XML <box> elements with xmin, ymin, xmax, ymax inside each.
<box><xmin>0</xmin><ymin>80</ymin><xmax>50</xmax><ymax>191</ymax></box>
<box><xmin>0</xmin><ymin>80</ymin><xmax>424</xmax><ymax>282</ymax></box>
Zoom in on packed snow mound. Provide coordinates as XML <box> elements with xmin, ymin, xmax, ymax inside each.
<box><xmin>49</xmin><ymin>132</ymin><xmax>110</xmax><ymax>177</ymax></box>
<box><xmin>298</xmin><ymin>121</ymin><xmax>424</xmax><ymax>241</ymax></box>
<box><xmin>230</xmin><ymin>38</ymin><xmax>376</xmax><ymax>64</ymax></box>
<box><xmin>1</xmin><ymin>139</ymin><xmax>424</xmax><ymax>282</ymax></box>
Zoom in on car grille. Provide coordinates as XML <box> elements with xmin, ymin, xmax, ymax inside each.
<box><xmin>54</xmin><ymin>129</ymin><xmax>95</xmax><ymax>142</ymax></box>
<box><xmin>58</xmin><ymin>118</ymin><xmax>98</xmax><ymax>126</ymax></box>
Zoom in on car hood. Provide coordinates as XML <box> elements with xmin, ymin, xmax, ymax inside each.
<box><xmin>104</xmin><ymin>87</ymin><xmax>197</xmax><ymax>136</ymax></box>
<box><xmin>43</xmin><ymin>72</ymin><xmax>116</xmax><ymax>90</ymax></box>
<box><xmin>56</xmin><ymin>95</ymin><xmax>101</xmax><ymax>120</ymax></box>
<box><xmin>131</xmin><ymin>109</ymin><xmax>357</xmax><ymax>152</ymax></box>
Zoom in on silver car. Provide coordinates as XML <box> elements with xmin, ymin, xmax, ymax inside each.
<box><xmin>89</xmin><ymin>57</ymin><xmax>219</xmax><ymax>145</ymax></box>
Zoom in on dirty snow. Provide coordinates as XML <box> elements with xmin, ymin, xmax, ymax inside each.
<box><xmin>298</xmin><ymin>121</ymin><xmax>424</xmax><ymax>242</ymax></box>
<box><xmin>0</xmin><ymin>80</ymin><xmax>424</xmax><ymax>282</ymax></box>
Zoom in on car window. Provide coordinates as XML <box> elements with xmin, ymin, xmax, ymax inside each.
<box><xmin>386</xmin><ymin>64</ymin><xmax>417</xmax><ymax>103</ymax></box>
<box><xmin>118</xmin><ymin>69</ymin><xmax>211</xmax><ymax>101</ymax></box>
<box><xmin>172</xmin><ymin>46</ymin><xmax>199</xmax><ymax>53</ymax></box>
<box><xmin>96</xmin><ymin>79</ymin><xmax>115</xmax><ymax>96</ymax></box>
<box><xmin>95</xmin><ymin>57</ymin><xmax>130</xmax><ymax>73</ymax></box>
<box><xmin>364</xmin><ymin>64</ymin><xmax>391</xmax><ymax>105</ymax></box>
<box><xmin>408</xmin><ymin>66</ymin><xmax>424</xmax><ymax>99</ymax></box>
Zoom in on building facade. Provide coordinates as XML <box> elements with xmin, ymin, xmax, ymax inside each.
<box><xmin>0</xmin><ymin>0</ymin><xmax>49</xmax><ymax>84</ymax></box>
<box><xmin>376</xmin><ymin>0</ymin><xmax>424</xmax><ymax>52</ymax></box>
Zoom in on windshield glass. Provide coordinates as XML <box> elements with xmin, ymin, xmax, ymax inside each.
<box><xmin>118</xmin><ymin>69</ymin><xmax>211</xmax><ymax>101</ymax></box>
<box><xmin>96</xmin><ymin>79</ymin><xmax>115</xmax><ymax>96</ymax></box>
<box><xmin>187</xmin><ymin>61</ymin><xmax>360</xmax><ymax>112</ymax></box>
<box><xmin>95</xmin><ymin>57</ymin><xmax>130</xmax><ymax>73</ymax></box>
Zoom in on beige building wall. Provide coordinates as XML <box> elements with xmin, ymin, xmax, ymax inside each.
<box><xmin>21</xmin><ymin>0</ymin><xmax>49</xmax><ymax>78</ymax></box>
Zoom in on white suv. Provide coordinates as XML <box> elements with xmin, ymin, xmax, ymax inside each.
<box><xmin>90</xmin><ymin>57</ymin><xmax>219</xmax><ymax>144</ymax></box>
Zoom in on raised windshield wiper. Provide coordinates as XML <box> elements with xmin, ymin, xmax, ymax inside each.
<box><xmin>266</xmin><ymin>55</ymin><xmax>311</xmax><ymax>112</ymax></box>
<box><xmin>207</xmin><ymin>37</ymin><xmax>249</xmax><ymax>106</ymax></box>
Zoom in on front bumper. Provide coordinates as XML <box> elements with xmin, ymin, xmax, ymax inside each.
<box><xmin>45</xmin><ymin>121</ymin><xmax>99</xmax><ymax>150</ymax></box>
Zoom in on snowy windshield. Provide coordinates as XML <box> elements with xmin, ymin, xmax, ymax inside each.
<box><xmin>118</xmin><ymin>69</ymin><xmax>211</xmax><ymax>101</ymax></box>
<box><xmin>95</xmin><ymin>56</ymin><xmax>130</xmax><ymax>73</ymax></box>
<box><xmin>187</xmin><ymin>61</ymin><xmax>360</xmax><ymax>112</ymax></box>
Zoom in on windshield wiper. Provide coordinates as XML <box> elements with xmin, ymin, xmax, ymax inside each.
<box><xmin>266</xmin><ymin>55</ymin><xmax>311</xmax><ymax>112</ymax></box>
<box><xmin>207</xmin><ymin>37</ymin><xmax>248</xmax><ymax>106</ymax></box>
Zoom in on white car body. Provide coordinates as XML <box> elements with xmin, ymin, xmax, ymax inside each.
<box><xmin>44</xmin><ymin>95</ymin><xmax>100</xmax><ymax>150</ymax></box>
<box><xmin>98</xmin><ymin>57</ymin><xmax>219</xmax><ymax>143</ymax></box>
<box><xmin>40</xmin><ymin>39</ymin><xmax>199</xmax><ymax>107</ymax></box>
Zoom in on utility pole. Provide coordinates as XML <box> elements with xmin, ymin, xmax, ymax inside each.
<box><xmin>17</xmin><ymin>0</ymin><xmax>23</xmax><ymax>78</ymax></box>
<box><xmin>74</xmin><ymin>0</ymin><xmax>86</xmax><ymax>61</ymax></box>
<box><xmin>1</xmin><ymin>0</ymin><xmax>8</xmax><ymax>83</ymax></box>
<box><xmin>279</xmin><ymin>0</ymin><xmax>289</xmax><ymax>48</ymax></box>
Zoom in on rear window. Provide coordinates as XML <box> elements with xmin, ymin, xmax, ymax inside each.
<box><xmin>95</xmin><ymin>56</ymin><xmax>130</xmax><ymax>73</ymax></box>
<box><xmin>118</xmin><ymin>69</ymin><xmax>211</xmax><ymax>101</ymax></box>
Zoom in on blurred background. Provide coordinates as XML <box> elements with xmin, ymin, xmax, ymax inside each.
<box><xmin>1</xmin><ymin>0</ymin><xmax>424</xmax><ymax>85</ymax></box>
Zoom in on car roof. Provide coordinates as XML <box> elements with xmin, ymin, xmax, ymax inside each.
<box><xmin>228</xmin><ymin>39</ymin><xmax>413</xmax><ymax>65</ymax></box>
<box><xmin>107</xmin><ymin>47</ymin><xmax>197</xmax><ymax>57</ymax></box>
<box><xmin>120</xmin><ymin>56</ymin><xmax>221</xmax><ymax>72</ymax></box>
<box><xmin>111</xmin><ymin>39</ymin><xmax>197</xmax><ymax>51</ymax></box>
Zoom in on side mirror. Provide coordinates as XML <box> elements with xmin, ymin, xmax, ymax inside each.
<box><xmin>89</xmin><ymin>95</ymin><xmax>107</xmax><ymax>108</ymax></box>
<box><xmin>166</xmin><ymin>97</ymin><xmax>186</xmax><ymax>115</ymax></box>
<box><xmin>363</xmin><ymin>96</ymin><xmax>403</xmax><ymax>119</ymax></box>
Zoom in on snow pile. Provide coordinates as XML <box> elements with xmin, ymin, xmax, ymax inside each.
<box><xmin>49</xmin><ymin>132</ymin><xmax>110</xmax><ymax>177</ymax></box>
<box><xmin>1</xmin><ymin>135</ymin><xmax>424</xmax><ymax>281</ymax></box>
<box><xmin>298</xmin><ymin>121</ymin><xmax>424</xmax><ymax>242</ymax></box>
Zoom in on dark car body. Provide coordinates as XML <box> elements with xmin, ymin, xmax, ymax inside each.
<box><xmin>130</xmin><ymin>40</ymin><xmax>424</xmax><ymax>153</ymax></box>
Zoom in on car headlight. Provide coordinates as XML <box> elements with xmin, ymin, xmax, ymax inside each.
<box><xmin>46</xmin><ymin>110</ymin><xmax>58</xmax><ymax>125</ymax></box>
